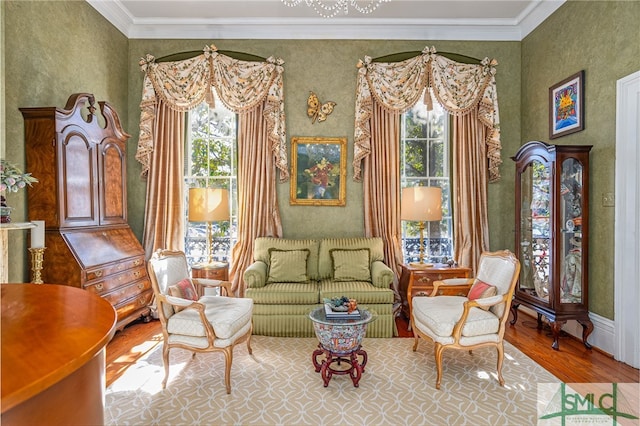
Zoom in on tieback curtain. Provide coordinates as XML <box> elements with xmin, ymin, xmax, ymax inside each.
<box><xmin>135</xmin><ymin>45</ymin><xmax>285</xmax><ymax>295</ymax></box>
<box><xmin>136</xmin><ymin>44</ymin><xmax>289</xmax><ymax>182</ymax></box>
<box><xmin>353</xmin><ymin>46</ymin><xmax>501</xmax><ymax>183</ymax></box>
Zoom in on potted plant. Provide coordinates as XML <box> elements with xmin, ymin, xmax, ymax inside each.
<box><xmin>1</xmin><ymin>159</ymin><xmax>39</xmax><ymax>223</ymax></box>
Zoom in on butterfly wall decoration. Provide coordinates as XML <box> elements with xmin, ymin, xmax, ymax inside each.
<box><xmin>307</xmin><ymin>91</ymin><xmax>336</xmax><ymax>124</ymax></box>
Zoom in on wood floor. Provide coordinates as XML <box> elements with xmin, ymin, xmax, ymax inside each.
<box><xmin>106</xmin><ymin>313</ymin><xmax>639</xmax><ymax>388</ymax></box>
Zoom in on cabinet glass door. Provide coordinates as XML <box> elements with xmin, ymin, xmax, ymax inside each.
<box><xmin>559</xmin><ymin>158</ymin><xmax>584</xmax><ymax>304</ymax></box>
<box><xmin>519</xmin><ymin>159</ymin><xmax>551</xmax><ymax>303</ymax></box>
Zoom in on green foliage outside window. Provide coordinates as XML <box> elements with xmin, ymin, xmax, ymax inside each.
<box><xmin>401</xmin><ymin>100</ymin><xmax>453</xmax><ymax>261</ymax></box>
<box><xmin>185</xmin><ymin>97</ymin><xmax>238</xmax><ymax>264</ymax></box>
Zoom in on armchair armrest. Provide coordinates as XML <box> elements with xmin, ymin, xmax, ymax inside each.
<box><xmin>371</xmin><ymin>261</ymin><xmax>394</xmax><ymax>288</ymax></box>
<box><xmin>164</xmin><ymin>294</ymin><xmax>199</xmax><ymax>308</ymax></box>
<box><xmin>194</xmin><ymin>278</ymin><xmax>233</xmax><ymax>296</ymax></box>
<box><xmin>244</xmin><ymin>261</ymin><xmax>267</xmax><ymax>288</ymax></box>
<box><xmin>430</xmin><ymin>278</ymin><xmax>474</xmax><ymax>296</ymax></box>
<box><xmin>451</xmin><ymin>293</ymin><xmax>510</xmax><ymax>341</ymax></box>
<box><xmin>159</xmin><ymin>294</ymin><xmax>218</xmax><ymax>340</ymax></box>
<box><xmin>469</xmin><ymin>294</ymin><xmax>505</xmax><ymax>308</ymax></box>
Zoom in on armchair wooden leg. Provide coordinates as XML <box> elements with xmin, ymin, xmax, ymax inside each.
<box><xmin>162</xmin><ymin>345</ymin><xmax>170</xmax><ymax>389</ymax></box>
<box><xmin>434</xmin><ymin>343</ymin><xmax>445</xmax><ymax>390</ymax></box>
<box><xmin>223</xmin><ymin>347</ymin><xmax>233</xmax><ymax>394</ymax></box>
<box><xmin>496</xmin><ymin>344</ymin><xmax>505</xmax><ymax>386</ymax></box>
<box><xmin>246</xmin><ymin>328</ymin><xmax>253</xmax><ymax>355</ymax></box>
<box><xmin>412</xmin><ymin>333</ymin><xmax>420</xmax><ymax>351</ymax></box>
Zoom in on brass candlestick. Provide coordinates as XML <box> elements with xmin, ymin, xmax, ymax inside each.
<box><xmin>28</xmin><ymin>247</ymin><xmax>46</xmax><ymax>284</ymax></box>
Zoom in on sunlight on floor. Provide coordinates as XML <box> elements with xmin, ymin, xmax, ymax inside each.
<box><xmin>504</xmin><ymin>351</ymin><xmax>518</xmax><ymax>364</ymax></box>
<box><xmin>107</xmin><ymin>334</ymin><xmax>179</xmax><ymax>396</ymax></box>
<box><xmin>475</xmin><ymin>370</ymin><xmax>490</xmax><ymax>380</ymax></box>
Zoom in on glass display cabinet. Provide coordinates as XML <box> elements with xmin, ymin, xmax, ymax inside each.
<box><xmin>510</xmin><ymin>141</ymin><xmax>593</xmax><ymax>350</ymax></box>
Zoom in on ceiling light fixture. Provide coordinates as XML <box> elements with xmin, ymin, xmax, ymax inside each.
<box><xmin>282</xmin><ymin>0</ymin><xmax>391</xmax><ymax>18</ymax></box>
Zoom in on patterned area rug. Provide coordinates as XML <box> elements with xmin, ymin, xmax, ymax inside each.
<box><xmin>105</xmin><ymin>336</ymin><xmax>559</xmax><ymax>425</ymax></box>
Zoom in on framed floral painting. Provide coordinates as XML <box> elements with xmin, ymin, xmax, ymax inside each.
<box><xmin>549</xmin><ymin>70</ymin><xmax>585</xmax><ymax>139</ymax></box>
<box><xmin>290</xmin><ymin>136</ymin><xmax>346</xmax><ymax>206</ymax></box>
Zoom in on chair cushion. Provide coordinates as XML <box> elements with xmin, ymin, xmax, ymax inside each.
<box><xmin>267</xmin><ymin>249</ymin><xmax>310</xmax><ymax>283</ymax></box>
<box><xmin>412</xmin><ymin>296</ymin><xmax>500</xmax><ymax>338</ymax></box>
<box><xmin>167</xmin><ymin>296</ymin><xmax>253</xmax><ymax>340</ymax></box>
<box><xmin>330</xmin><ymin>248</ymin><xmax>371</xmax><ymax>282</ymax></box>
<box><xmin>168</xmin><ymin>278</ymin><xmax>199</xmax><ymax>312</ymax></box>
<box><xmin>168</xmin><ymin>320</ymin><xmax>252</xmax><ymax>349</ymax></box>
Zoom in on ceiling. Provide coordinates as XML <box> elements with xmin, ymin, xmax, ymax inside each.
<box><xmin>87</xmin><ymin>0</ymin><xmax>565</xmax><ymax>40</ymax></box>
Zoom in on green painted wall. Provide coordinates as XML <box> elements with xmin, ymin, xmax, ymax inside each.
<box><xmin>3</xmin><ymin>0</ymin><xmax>129</xmax><ymax>282</ymax></box>
<box><xmin>521</xmin><ymin>0</ymin><xmax>640</xmax><ymax>319</ymax></box>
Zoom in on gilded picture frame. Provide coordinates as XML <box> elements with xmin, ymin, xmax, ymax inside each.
<box><xmin>290</xmin><ymin>136</ymin><xmax>347</xmax><ymax>206</ymax></box>
<box><xmin>549</xmin><ymin>70</ymin><xmax>585</xmax><ymax>139</ymax></box>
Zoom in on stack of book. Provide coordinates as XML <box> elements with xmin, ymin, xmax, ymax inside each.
<box><xmin>324</xmin><ymin>303</ymin><xmax>361</xmax><ymax>319</ymax></box>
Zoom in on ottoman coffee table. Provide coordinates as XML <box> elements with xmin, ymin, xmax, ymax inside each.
<box><xmin>309</xmin><ymin>306</ymin><xmax>374</xmax><ymax>387</ymax></box>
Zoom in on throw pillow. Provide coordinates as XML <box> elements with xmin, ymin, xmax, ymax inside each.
<box><xmin>468</xmin><ymin>279</ymin><xmax>497</xmax><ymax>310</ymax></box>
<box><xmin>267</xmin><ymin>249</ymin><xmax>310</xmax><ymax>283</ymax></box>
<box><xmin>168</xmin><ymin>278</ymin><xmax>198</xmax><ymax>312</ymax></box>
<box><xmin>330</xmin><ymin>248</ymin><xmax>371</xmax><ymax>282</ymax></box>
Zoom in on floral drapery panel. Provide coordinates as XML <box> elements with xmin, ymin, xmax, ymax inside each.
<box><xmin>137</xmin><ymin>45</ymin><xmax>288</xmax><ymax>181</ymax></box>
<box><xmin>354</xmin><ymin>47</ymin><xmax>500</xmax><ymax>273</ymax></box>
<box><xmin>137</xmin><ymin>45</ymin><xmax>287</xmax><ymax>293</ymax></box>
<box><xmin>354</xmin><ymin>46</ymin><xmax>501</xmax><ymax>182</ymax></box>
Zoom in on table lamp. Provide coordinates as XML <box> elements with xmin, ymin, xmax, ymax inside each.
<box><xmin>188</xmin><ymin>188</ymin><xmax>230</xmax><ymax>265</ymax></box>
<box><xmin>401</xmin><ymin>186</ymin><xmax>442</xmax><ymax>267</ymax></box>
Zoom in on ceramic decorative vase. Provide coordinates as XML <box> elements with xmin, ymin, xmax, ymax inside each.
<box><xmin>0</xmin><ymin>195</ymin><xmax>11</xmax><ymax>223</ymax></box>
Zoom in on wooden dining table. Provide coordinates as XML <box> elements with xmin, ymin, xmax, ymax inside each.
<box><xmin>1</xmin><ymin>283</ymin><xmax>116</xmax><ymax>425</ymax></box>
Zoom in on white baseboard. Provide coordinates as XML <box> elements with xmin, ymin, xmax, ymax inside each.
<box><xmin>516</xmin><ymin>306</ymin><xmax>615</xmax><ymax>356</ymax></box>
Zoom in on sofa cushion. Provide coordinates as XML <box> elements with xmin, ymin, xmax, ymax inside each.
<box><xmin>246</xmin><ymin>282</ymin><xmax>320</xmax><ymax>305</ymax></box>
<box><xmin>318</xmin><ymin>237</ymin><xmax>385</xmax><ymax>279</ymax></box>
<box><xmin>319</xmin><ymin>279</ymin><xmax>395</xmax><ymax>304</ymax></box>
<box><xmin>254</xmin><ymin>238</ymin><xmax>320</xmax><ymax>280</ymax></box>
<box><xmin>267</xmin><ymin>248</ymin><xmax>310</xmax><ymax>283</ymax></box>
<box><xmin>330</xmin><ymin>248</ymin><xmax>371</xmax><ymax>282</ymax></box>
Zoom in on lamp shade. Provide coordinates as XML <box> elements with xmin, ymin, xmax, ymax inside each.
<box><xmin>401</xmin><ymin>187</ymin><xmax>442</xmax><ymax>222</ymax></box>
<box><xmin>188</xmin><ymin>188</ymin><xmax>230</xmax><ymax>222</ymax></box>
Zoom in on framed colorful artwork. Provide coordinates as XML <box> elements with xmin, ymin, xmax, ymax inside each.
<box><xmin>549</xmin><ymin>70</ymin><xmax>585</xmax><ymax>139</ymax></box>
<box><xmin>290</xmin><ymin>136</ymin><xmax>346</xmax><ymax>206</ymax></box>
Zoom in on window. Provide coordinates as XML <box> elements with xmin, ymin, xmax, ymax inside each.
<box><xmin>185</xmin><ymin>95</ymin><xmax>237</xmax><ymax>265</ymax></box>
<box><xmin>400</xmin><ymin>99</ymin><xmax>453</xmax><ymax>263</ymax></box>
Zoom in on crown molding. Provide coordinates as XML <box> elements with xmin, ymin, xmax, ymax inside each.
<box><xmin>518</xmin><ymin>0</ymin><xmax>565</xmax><ymax>39</ymax></box>
<box><xmin>87</xmin><ymin>0</ymin><xmax>565</xmax><ymax>41</ymax></box>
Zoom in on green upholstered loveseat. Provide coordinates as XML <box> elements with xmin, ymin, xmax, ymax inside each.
<box><xmin>244</xmin><ymin>237</ymin><xmax>397</xmax><ymax>338</ymax></box>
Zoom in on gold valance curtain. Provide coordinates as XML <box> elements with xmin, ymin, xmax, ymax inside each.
<box><xmin>136</xmin><ymin>45</ymin><xmax>287</xmax><ymax>295</ymax></box>
<box><xmin>354</xmin><ymin>46</ymin><xmax>501</xmax><ymax>274</ymax></box>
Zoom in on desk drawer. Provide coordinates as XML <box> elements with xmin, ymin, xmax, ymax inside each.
<box><xmin>410</xmin><ymin>284</ymin><xmax>470</xmax><ymax>298</ymax></box>
<box><xmin>100</xmin><ymin>279</ymin><xmax>151</xmax><ymax>306</ymax></box>
<box><xmin>84</xmin><ymin>265</ymin><xmax>147</xmax><ymax>295</ymax></box>
<box><xmin>114</xmin><ymin>288</ymin><xmax>153</xmax><ymax>321</ymax></box>
<box><xmin>85</xmin><ymin>256</ymin><xmax>145</xmax><ymax>282</ymax></box>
